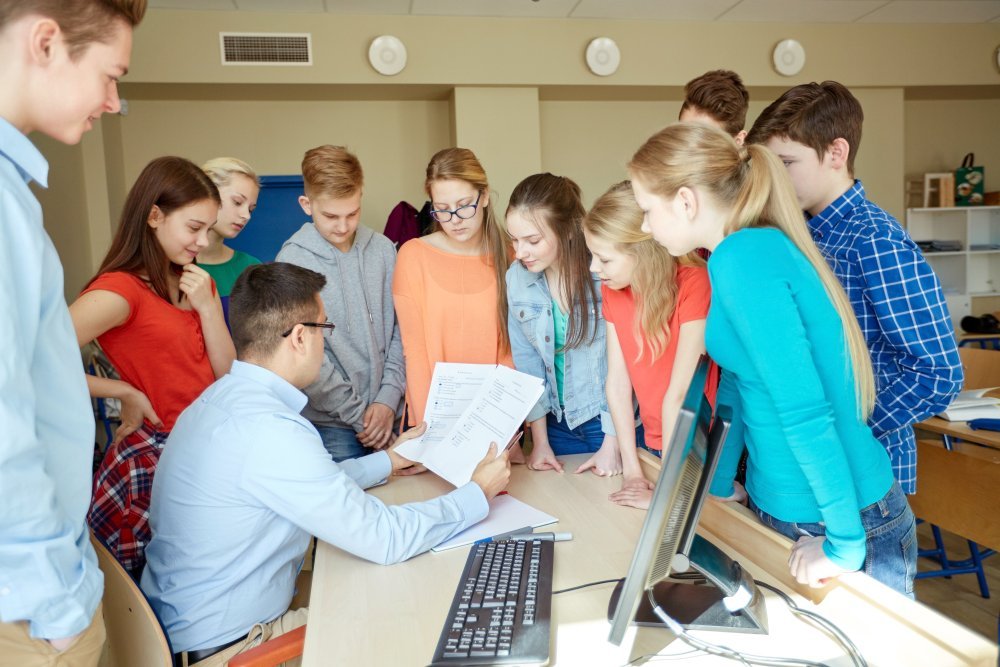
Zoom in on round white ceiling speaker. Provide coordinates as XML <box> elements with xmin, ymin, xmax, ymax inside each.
<box><xmin>585</xmin><ymin>37</ymin><xmax>620</xmax><ymax>77</ymax></box>
<box><xmin>772</xmin><ymin>39</ymin><xmax>806</xmax><ymax>77</ymax></box>
<box><xmin>368</xmin><ymin>35</ymin><xmax>407</xmax><ymax>76</ymax></box>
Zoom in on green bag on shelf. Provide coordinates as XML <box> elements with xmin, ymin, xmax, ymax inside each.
<box><xmin>955</xmin><ymin>152</ymin><xmax>985</xmax><ymax>206</ymax></box>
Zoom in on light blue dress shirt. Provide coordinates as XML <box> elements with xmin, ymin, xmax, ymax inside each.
<box><xmin>0</xmin><ymin>117</ymin><xmax>103</xmax><ymax>638</ymax></box>
<box><xmin>706</xmin><ymin>228</ymin><xmax>895</xmax><ymax>571</ymax></box>
<box><xmin>141</xmin><ymin>360</ymin><xmax>489</xmax><ymax>652</ymax></box>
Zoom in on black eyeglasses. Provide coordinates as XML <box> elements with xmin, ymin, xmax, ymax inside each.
<box><xmin>281</xmin><ymin>321</ymin><xmax>335</xmax><ymax>338</ymax></box>
<box><xmin>430</xmin><ymin>191</ymin><xmax>483</xmax><ymax>224</ymax></box>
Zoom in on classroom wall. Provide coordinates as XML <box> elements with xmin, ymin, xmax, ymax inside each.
<box><xmin>37</xmin><ymin>9</ymin><xmax>1000</xmax><ymax>300</ymax></box>
<box><xmin>905</xmin><ymin>98</ymin><xmax>1000</xmax><ymax>196</ymax></box>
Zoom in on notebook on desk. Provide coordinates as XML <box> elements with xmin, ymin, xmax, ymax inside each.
<box><xmin>432</xmin><ymin>494</ymin><xmax>557</xmax><ymax>552</ymax></box>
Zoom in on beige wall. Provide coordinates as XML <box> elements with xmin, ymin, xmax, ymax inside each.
<box><xmin>905</xmin><ymin>98</ymin><xmax>1000</xmax><ymax>197</ymax></box>
<box><xmin>35</xmin><ymin>9</ymin><xmax>1000</xmax><ymax>293</ymax></box>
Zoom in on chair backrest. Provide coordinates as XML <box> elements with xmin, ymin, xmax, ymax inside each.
<box><xmin>959</xmin><ymin>346</ymin><xmax>1000</xmax><ymax>390</ymax></box>
<box><xmin>91</xmin><ymin>534</ymin><xmax>173</xmax><ymax>667</ymax></box>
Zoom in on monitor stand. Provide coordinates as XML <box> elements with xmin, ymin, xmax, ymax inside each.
<box><xmin>607</xmin><ymin>536</ymin><xmax>768</xmax><ymax>634</ymax></box>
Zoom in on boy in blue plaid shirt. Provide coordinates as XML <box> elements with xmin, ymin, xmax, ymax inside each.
<box><xmin>747</xmin><ymin>80</ymin><xmax>963</xmax><ymax>494</ymax></box>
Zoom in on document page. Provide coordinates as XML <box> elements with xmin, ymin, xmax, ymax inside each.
<box><xmin>395</xmin><ymin>363</ymin><xmax>496</xmax><ymax>462</ymax></box>
<box><xmin>431</xmin><ymin>494</ymin><xmax>557</xmax><ymax>552</ymax></box>
<box><xmin>422</xmin><ymin>364</ymin><xmax>544</xmax><ymax>486</ymax></box>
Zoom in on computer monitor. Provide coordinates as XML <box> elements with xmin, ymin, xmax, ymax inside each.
<box><xmin>607</xmin><ymin>357</ymin><xmax>767</xmax><ymax>646</ymax></box>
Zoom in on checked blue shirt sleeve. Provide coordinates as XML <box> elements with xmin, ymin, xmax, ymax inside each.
<box><xmin>857</xmin><ymin>233</ymin><xmax>964</xmax><ymax>436</ymax></box>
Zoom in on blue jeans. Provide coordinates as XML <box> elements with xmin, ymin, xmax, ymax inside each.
<box><xmin>545</xmin><ymin>414</ymin><xmax>646</xmax><ymax>456</ymax></box>
<box><xmin>750</xmin><ymin>481</ymin><xmax>916</xmax><ymax>597</ymax></box>
<box><xmin>545</xmin><ymin>413</ymin><xmax>604</xmax><ymax>455</ymax></box>
<box><xmin>315</xmin><ymin>424</ymin><xmax>367</xmax><ymax>462</ymax></box>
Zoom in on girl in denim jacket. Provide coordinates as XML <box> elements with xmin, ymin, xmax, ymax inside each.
<box><xmin>505</xmin><ymin>173</ymin><xmax>625</xmax><ymax>476</ymax></box>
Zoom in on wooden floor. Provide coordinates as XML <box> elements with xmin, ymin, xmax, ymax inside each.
<box><xmin>915</xmin><ymin>522</ymin><xmax>999</xmax><ymax>642</ymax></box>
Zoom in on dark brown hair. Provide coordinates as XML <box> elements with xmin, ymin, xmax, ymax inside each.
<box><xmin>0</xmin><ymin>1</ymin><xmax>146</xmax><ymax>60</ymax></box>
<box><xmin>746</xmin><ymin>80</ymin><xmax>863</xmax><ymax>175</ymax></box>
<box><xmin>90</xmin><ymin>156</ymin><xmax>220</xmax><ymax>303</ymax></box>
<box><xmin>425</xmin><ymin>147</ymin><xmax>510</xmax><ymax>355</ymax></box>
<box><xmin>230</xmin><ymin>262</ymin><xmax>327</xmax><ymax>361</ymax></box>
<box><xmin>679</xmin><ymin>70</ymin><xmax>749</xmax><ymax>137</ymax></box>
<box><xmin>506</xmin><ymin>173</ymin><xmax>598</xmax><ymax>350</ymax></box>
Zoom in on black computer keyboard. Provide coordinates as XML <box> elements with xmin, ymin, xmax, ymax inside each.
<box><xmin>430</xmin><ymin>538</ymin><xmax>553</xmax><ymax>665</ymax></box>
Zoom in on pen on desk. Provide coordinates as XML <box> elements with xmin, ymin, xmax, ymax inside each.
<box><xmin>473</xmin><ymin>526</ymin><xmax>534</xmax><ymax>545</ymax></box>
<box><xmin>508</xmin><ymin>532</ymin><xmax>572</xmax><ymax>542</ymax></box>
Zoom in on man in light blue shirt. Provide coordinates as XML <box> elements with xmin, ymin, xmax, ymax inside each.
<box><xmin>0</xmin><ymin>3</ymin><xmax>144</xmax><ymax>665</ymax></box>
<box><xmin>141</xmin><ymin>262</ymin><xmax>511</xmax><ymax>665</ymax></box>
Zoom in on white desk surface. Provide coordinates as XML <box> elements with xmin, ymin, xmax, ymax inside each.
<box><xmin>303</xmin><ymin>453</ymin><xmax>998</xmax><ymax>666</ymax></box>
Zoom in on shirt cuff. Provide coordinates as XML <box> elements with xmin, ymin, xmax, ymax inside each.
<box><xmin>600</xmin><ymin>410</ymin><xmax>616</xmax><ymax>436</ymax></box>
<box><xmin>451</xmin><ymin>482</ymin><xmax>490</xmax><ymax>525</ymax></box>
<box><xmin>339</xmin><ymin>450</ymin><xmax>392</xmax><ymax>489</ymax></box>
<box><xmin>374</xmin><ymin>386</ymin><xmax>404</xmax><ymax>415</ymax></box>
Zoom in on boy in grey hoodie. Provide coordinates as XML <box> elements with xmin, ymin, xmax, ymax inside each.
<box><xmin>276</xmin><ymin>145</ymin><xmax>405</xmax><ymax>461</ymax></box>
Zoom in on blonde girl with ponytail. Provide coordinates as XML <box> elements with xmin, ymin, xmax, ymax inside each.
<box><xmin>628</xmin><ymin>122</ymin><xmax>915</xmax><ymax>596</ymax></box>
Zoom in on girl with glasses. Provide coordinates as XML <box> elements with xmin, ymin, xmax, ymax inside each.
<box><xmin>582</xmin><ymin>181</ymin><xmax>717</xmax><ymax>510</ymax></box>
<box><xmin>392</xmin><ymin>148</ymin><xmax>514</xmax><ymax>436</ymax></box>
<box><xmin>505</xmin><ymin>173</ymin><xmax>629</xmax><ymax>476</ymax></box>
<box><xmin>69</xmin><ymin>156</ymin><xmax>236</xmax><ymax>577</ymax></box>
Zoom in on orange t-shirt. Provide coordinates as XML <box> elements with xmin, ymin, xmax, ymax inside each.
<box><xmin>83</xmin><ymin>272</ymin><xmax>216</xmax><ymax>431</ymax></box>
<box><xmin>601</xmin><ymin>265</ymin><xmax>717</xmax><ymax>451</ymax></box>
<box><xmin>392</xmin><ymin>238</ymin><xmax>514</xmax><ymax>425</ymax></box>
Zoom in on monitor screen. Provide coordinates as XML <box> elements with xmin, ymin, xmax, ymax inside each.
<box><xmin>607</xmin><ymin>357</ymin><xmax>766</xmax><ymax>646</ymax></box>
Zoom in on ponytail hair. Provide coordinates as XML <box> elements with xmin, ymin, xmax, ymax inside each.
<box><xmin>425</xmin><ymin>147</ymin><xmax>510</xmax><ymax>355</ymax></box>
<box><xmin>506</xmin><ymin>173</ymin><xmax>598</xmax><ymax>350</ymax></box>
<box><xmin>91</xmin><ymin>156</ymin><xmax>221</xmax><ymax>303</ymax></box>
<box><xmin>628</xmin><ymin>123</ymin><xmax>874</xmax><ymax>416</ymax></box>
<box><xmin>584</xmin><ymin>180</ymin><xmax>689</xmax><ymax>362</ymax></box>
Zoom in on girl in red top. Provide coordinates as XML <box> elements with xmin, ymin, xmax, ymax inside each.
<box><xmin>70</xmin><ymin>156</ymin><xmax>236</xmax><ymax>576</ymax></box>
<box><xmin>583</xmin><ymin>181</ymin><xmax>716</xmax><ymax>510</ymax></box>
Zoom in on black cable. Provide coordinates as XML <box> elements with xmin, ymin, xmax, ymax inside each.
<box><xmin>553</xmin><ymin>577</ymin><xmax>624</xmax><ymax>595</ymax></box>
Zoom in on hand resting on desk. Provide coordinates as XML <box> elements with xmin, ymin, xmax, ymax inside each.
<box><xmin>789</xmin><ymin>536</ymin><xmax>851</xmax><ymax>588</ymax></box>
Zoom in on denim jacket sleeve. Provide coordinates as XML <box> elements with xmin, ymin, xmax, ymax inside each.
<box><xmin>506</xmin><ymin>268</ymin><xmax>551</xmax><ymax>423</ymax></box>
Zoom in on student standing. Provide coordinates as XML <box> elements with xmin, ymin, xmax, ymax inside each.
<box><xmin>0</xmin><ymin>1</ymin><xmax>144</xmax><ymax>664</ymax></box>
<box><xmin>393</xmin><ymin>147</ymin><xmax>513</xmax><ymax>427</ymax></box>
<box><xmin>505</xmin><ymin>173</ymin><xmax>621</xmax><ymax>475</ymax></box>
<box><xmin>678</xmin><ymin>69</ymin><xmax>750</xmax><ymax>145</ymax></box>
<box><xmin>196</xmin><ymin>157</ymin><xmax>261</xmax><ymax>323</ymax></box>
<box><xmin>72</xmin><ymin>156</ymin><xmax>235</xmax><ymax>578</ymax></box>
<box><xmin>630</xmin><ymin>122</ymin><xmax>916</xmax><ymax>596</ymax></box>
<box><xmin>276</xmin><ymin>145</ymin><xmax>405</xmax><ymax>461</ymax></box>
<box><xmin>748</xmin><ymin>81</ymin><xmax>963</xmax><ymax>494</ymax></box>
<box><xmin>142</xmin><ymin>262</ymin><xmax>509</xmax><ymax>666</ymax></box>
<box><xmin>582</xmin><ymin>181</ymin><xmax>715</xmax><ymax>510</ymax></box>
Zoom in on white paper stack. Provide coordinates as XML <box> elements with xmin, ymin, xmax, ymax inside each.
<box><xmin>939</xmin><ymin>387</ymin><xmax>1000</xmax><ymax>421</ymax></box>
<box><xmin>395</xmin><ymin>363</ymin><xmax>544</xmax><ymax>486</ymax></box>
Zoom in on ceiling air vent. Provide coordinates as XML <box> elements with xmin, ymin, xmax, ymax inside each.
<box><xmin>220</xmin><ymin>32</ymin><xmax>312</xmax><ymax>66</ymax></box>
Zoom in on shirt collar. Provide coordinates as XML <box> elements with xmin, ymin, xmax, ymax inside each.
<box><xmin>229</xmin><ymin>360</ymin><xmax>308</xmax><ymax>413</ymax></box>
<box><xmin>0</xmin><ymin>117</ymin><xmax>49</xmax><ymax>188</ymax></box>
<box><xmin>807</xmin><ymin>179</ymin><xmax>866</xmax><ymax>240</ymax></box>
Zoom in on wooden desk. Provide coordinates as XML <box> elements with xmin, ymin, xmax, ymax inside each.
<box><xmin>917</xmin><ymin>416</ymin><xmax>1000</xmax><ymax>452</ymax></box>
<box><xmin>303</xmin><ymin>454</ymin><xmax>997</xmax><ymax>666</ymax></box>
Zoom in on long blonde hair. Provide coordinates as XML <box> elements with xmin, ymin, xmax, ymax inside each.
<box><xmin>425</xmin><ymin>147</ymin><xmax>510</xmax><ymax>355</ymax></box>
<box><xmin>201</xmin><ymin>157</ymin><xmax>259</xmax><ymax>189</ymax></box>
<box><xmin>584</xmin><ymin>180</ymin><xmax>680</xmax><ymax>362</ymax></box>
<box><xmin>628</xmin><ymin>123</ymin><xmax>875</xmax><ymax>416</ymax></box>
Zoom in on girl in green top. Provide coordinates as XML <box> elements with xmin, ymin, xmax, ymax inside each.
<box><xmin>198</xmin><ymin>157</ymin><xmax>261</xmax><ymax>323</ymax></box>
<box><xmin>628</xmin><ymin>122</ymin><xmax>915</xmax><ymax>597</ymax></box>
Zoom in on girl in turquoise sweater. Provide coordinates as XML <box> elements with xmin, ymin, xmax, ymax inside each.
<box><xmin>627</xmin><ymin>122</ymin><xmax>916</xmax><ymax>597</ymax></box>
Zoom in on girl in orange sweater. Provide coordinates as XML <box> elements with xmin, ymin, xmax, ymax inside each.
<box><xmin>393</xmin><ymin>148</ymin><xmax>513</xmax><ymax>429</ymax></box>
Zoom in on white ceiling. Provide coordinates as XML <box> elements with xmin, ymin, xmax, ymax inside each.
<box><xmin>149</xmin><ymin>0</ymin><xmax>1000</xmax><ymax>23</ymax></box>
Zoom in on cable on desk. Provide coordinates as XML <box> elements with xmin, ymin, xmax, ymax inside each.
<box><xmin>552</xmin><ymin>577</ymin><xmax>624</xmax><ymax>595</ymax></box>
<box><xmin>642</xmin><ymin>587</ymin><xmax>835</xmax><ymax>667</ymax></box>
<box><xmin>752</xmin><ymin>581</ymin><xmax>867</xmax><ymax>667</ymax></box>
